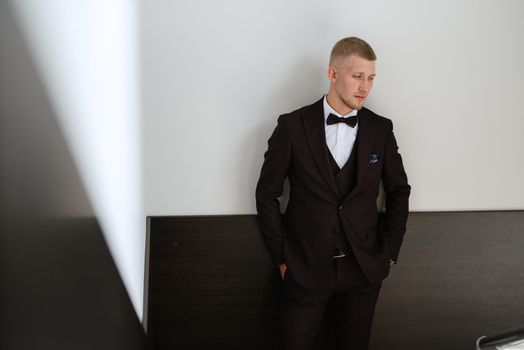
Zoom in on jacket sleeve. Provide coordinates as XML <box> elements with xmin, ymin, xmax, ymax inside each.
<box><xmin>381</xmin><ymin>120</ymin><xmax>411</xmax><ymax>262</ymax></box>
<box><xmin>255</xmin><ymin>116</ymin><xmax>291</xmax><ymax>267</ymax></box>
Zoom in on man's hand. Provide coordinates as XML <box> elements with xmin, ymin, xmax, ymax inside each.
<box><xmin>278</xmin><ymin>263</ymin><xmax>287</xmax><ymax>280</ymax></box>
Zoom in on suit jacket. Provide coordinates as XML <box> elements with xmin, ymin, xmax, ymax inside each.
<box><xmin>255</xmin><ymin>97</ymin><xmax>411</xmax><ymax>289</ymax></box>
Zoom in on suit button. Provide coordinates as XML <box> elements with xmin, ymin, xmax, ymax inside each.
<box><xmin>338</xmin><ymin>205</ymin><xmax>342</xmax><ymax>211</ymax></box>
<box><xmin>332</xmin><ymin>228</ymin><xmax>340</xmax><ymax>235</ymax></box>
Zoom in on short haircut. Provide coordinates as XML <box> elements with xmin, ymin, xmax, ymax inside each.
<box><xmin>329</xmin><ymin>37</ymin><xmax>376</xmax><ymax>65</ymax></box>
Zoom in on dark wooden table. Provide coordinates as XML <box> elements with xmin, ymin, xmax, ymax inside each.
<box><xmin>146</xmin><ymin>211</ymin><xmax>524</xmax><ymax>350</ymax></box>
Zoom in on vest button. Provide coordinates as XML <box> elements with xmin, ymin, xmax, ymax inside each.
<box><xmin>338</xmin><ymin>205</ymin><xmax>342</xmax><ymax>211</ymax></box>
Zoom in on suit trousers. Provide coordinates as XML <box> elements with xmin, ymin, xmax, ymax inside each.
<box><xmin>280</xmin><ymin>253</ymin><xmax>382</xmax><ymax>350</ymax></box>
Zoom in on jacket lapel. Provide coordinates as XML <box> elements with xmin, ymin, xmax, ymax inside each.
<box><xmin>344</xmin><ymin>107</ymin><xmax>377</xmax><ymax>202</ymax></box>
<box><xmin>302</xmin><ymin>98</ymin><xmax>340</xmax><ymax>198</ymax></box>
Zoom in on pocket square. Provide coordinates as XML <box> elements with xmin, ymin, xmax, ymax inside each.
<box><xmin>369</xmin><ymin>153</ymin><xmax>379</xmax><ymax>164</ymax></box>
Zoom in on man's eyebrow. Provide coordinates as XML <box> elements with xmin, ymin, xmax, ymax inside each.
<box><xmin>352</xmin><ymin>71</ymin><xmax>376</xmax><ymax>77</ymax></box>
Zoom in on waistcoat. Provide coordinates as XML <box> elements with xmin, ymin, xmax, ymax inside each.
<box><xmin>326</xmin><ymin>135</ymin><xmax>359</xmax><ymax>256</ymax></box>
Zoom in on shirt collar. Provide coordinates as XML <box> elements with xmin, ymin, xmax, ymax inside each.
<box><xmin>323</xmin><ymin>94</ymin><xmax>358</xmax><ymax>123</ymax></box>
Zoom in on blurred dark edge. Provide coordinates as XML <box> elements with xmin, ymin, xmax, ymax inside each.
<box><xmin>477</xmin><ymin>326</ymin><xmax>524</xmax><ymax>350</ymax></box>
<box><xmin>0</xmin><ymin>1</ymin><xmax>147</xmax><ymax>348</ymax></box>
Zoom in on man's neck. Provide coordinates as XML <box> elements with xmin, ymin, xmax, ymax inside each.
<box><xmin>326</xmin><ymin>91</ymin><xmax>354</xmax><ymax>116</ymax></box>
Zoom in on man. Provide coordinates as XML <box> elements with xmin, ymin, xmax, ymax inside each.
<box><xmin>255</xmin><ymin>37</ymin><xmax>410</xmax><ymax>350</ymax></box>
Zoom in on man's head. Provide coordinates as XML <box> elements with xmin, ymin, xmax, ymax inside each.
<box><xmin>327</xmin><ymin>37</ymin><xmax>377</xmax><ymax>114</ymax></box>
<box><xmin>329</xmin><ymin>37</ymin><xmax>376</xmax><ymax>66</ymax></box>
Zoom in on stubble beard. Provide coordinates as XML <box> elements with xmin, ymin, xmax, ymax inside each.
<box><xmin>341</xmin><ymin>95</ymin><xmax>364</xmax><ymax>112</ymax></box>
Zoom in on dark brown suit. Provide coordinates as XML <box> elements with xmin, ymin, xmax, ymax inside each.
<box><xmin>255</xmin><ymin>97</ymin><xmax>410</xmax><ymax>349</ymax></box>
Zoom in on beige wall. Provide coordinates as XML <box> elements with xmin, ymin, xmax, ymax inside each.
<box><xmin>143</xmin><ymin>0</ymin><xmax>524</xmax><ymax>214</ymax></box>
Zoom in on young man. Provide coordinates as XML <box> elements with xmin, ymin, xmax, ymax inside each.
<box><xmin>256</xmin><ymin>37</ymin><xmax>411</xmax><ymax>350</ymax></box>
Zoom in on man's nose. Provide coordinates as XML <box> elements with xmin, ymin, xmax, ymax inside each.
<box><xmin>359</xmin><ymin>80</ymin><xmax>370</xmax><ymax>93</ymax></box>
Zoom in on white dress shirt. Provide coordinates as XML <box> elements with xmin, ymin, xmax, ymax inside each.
<box><xmin>323</xmin><ymin>95</ymin><xmax>359</xmax><ymax>169</ymax></box>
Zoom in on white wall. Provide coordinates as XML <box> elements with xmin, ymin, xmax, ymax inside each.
<box><xmin>143</xmin><ymin>0</ymin><xmax>524</xmax><ymax>214</ymax></box>
<box><xmin>6</xmin><ymin>0</ymin><xmax>522</xmax><ymax>323</ymax></box>
<box><xmin>9</xmin><ymin>1</ymin><xmax>145</xmax><ymax>319</ymax></box>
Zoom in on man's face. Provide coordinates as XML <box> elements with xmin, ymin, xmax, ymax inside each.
<box><xmin>327</xmin><ymin>55</ymin><xmax>376</xmax><ymax>113</ymax></box>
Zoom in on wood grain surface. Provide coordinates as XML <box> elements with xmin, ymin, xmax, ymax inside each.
<box><xmin>146</xmin><ymin>212</ymin><xmax>524</xmax><ymax>350</ymax></box>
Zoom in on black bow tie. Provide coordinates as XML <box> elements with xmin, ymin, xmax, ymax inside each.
<box><xmin>326</xmin><ymin>113</ymin><xmax>358</xmax><ymax>128</ymax></box>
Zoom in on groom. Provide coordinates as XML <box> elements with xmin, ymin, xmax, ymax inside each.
<box><xmin>255</xmin><ymin>37</ymin><xmax>410</xmax><ymax>350</ymax></box>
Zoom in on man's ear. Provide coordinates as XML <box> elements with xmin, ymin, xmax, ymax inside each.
<box><xmin>327</xmin><ymin>66</ymin><xmax>337</xmax><ymax>83</ymax></box>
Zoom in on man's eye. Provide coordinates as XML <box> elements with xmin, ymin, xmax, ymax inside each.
<box><xmin>353</xmin><ymin>75</ymin><xmax>362</xmax><ymax>79</ymax></box>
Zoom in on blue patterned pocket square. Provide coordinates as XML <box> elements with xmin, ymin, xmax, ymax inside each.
<box><xmin>369</xmin><ymin>153</ymin><xmax>379</xmax><ymax>164</ymax></box>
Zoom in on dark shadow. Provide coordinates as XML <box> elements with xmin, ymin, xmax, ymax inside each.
<box><xmin>0</xmin><ymin>1</ymin><xmax>146</xmax><ymax>348</ymax></box>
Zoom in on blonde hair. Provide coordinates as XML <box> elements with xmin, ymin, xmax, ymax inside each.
<box><xmin>329</xmin><ymin>37</ymin><xmax>376</xmax><ymax>65</ymax></box>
